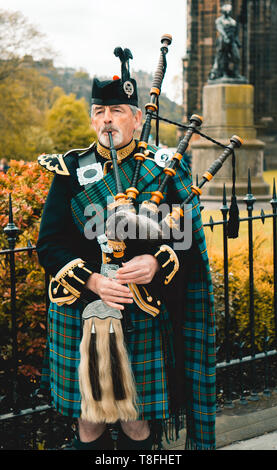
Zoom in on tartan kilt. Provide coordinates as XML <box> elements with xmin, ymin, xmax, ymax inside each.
<box><xmin>41</xmin><ymin>298</ymin><xmax>175</xmax><ymax>421</ymax></box>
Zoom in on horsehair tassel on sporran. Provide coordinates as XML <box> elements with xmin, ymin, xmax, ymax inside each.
<box><xmin>89</xmin><ymin>319</ymin><xmax>101</xmax><ymax>401</ymax></box>
<box><xmin>109</xmin><ymin>319</ymin><xmax>125</xmax><ymax>400</ymax></box>
<box><xmin>79</xmin><ymin>313</ymin><xmax>138</xmax><ymax>423</ymax></box>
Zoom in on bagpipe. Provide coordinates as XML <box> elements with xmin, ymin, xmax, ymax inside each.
<box><xmin>79</xmin><ymin>34</ymin><xmax>243</xmax><ymax>424</ymax></box>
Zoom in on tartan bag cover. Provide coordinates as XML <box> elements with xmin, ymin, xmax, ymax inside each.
<box><xmin>41</xmin><ymin>148</ymin><xmax>216</xmax><ymax>449</ymax></box>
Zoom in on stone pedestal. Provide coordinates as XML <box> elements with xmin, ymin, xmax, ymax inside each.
<box><xmin>191</xmin><ymin>84</ymin><xmax>270</xmax><ymax>202</ymax></box>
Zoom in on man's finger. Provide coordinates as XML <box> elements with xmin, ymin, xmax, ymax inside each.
<box><xmin>116</xmin><ymin>264</ymin><xmax>141</xmax><ymax>275</ymax></box>
<box><xmin>102</xmin><ymin>288</ymin><xmax>133</xmax><ymax>299</ymax></box>
<box><xmin>116</xmin><ymin>269</ymin><xmax>144</xmax><ymax>279</ymax></box>
<box><xmin>106</xmin><ymin>279</ymin><xmax>132</xmax><ymax>294</ymax></box>
<box><xmin>122</xmin><ymin>275</ymin><xmax>149</xmax><ymax>284</ymax></box>
<box><xmin>105</xmin><ymin>294</ymin><xmax>133</xmax><ymax>302</ymax></box>
<box><xmin>104</xmin><ymin>301</ymin><xmax>125</xmax><ymax>310</ymax></box>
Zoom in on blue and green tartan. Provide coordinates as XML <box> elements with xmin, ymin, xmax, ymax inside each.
<box><xmin>70</xmin><ymin>149</ymin><xmax>168</xmax><ymax>233</ymax></box>
<box><xmin>42</xmin><ymin>149</ymin><xmax>216</xmax><ymax>449</ymax></box>
<box><xmin>41</xmin><ymin>300</ymin><xmax>174</xmax><ymax>421</ymax></box>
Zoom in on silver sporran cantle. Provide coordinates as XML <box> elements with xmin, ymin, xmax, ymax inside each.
<box><xmin>82</xmin><ymin>263</ymin><xmax>122</xmax><ymax>321</ymax></box>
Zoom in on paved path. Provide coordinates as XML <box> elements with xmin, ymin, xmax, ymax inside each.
<box><xmin>219</xmin><ymin>430</ymin><xmax>277</xmax><ymax>450</ymax></box>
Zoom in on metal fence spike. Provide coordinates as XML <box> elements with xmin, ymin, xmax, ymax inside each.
<box><xmin>223</xmin><ymin>183</ymin><xmax>227</xmax><ymax>205</ymax></box>
<box><xmin>27</xmin><ymin>240</ymin><xmax>33</xmax><ymax>259</ymax></box>
<box><xmin>8</xmin><ymin>193</ymin><xmax>13</xmax><ymax>224</ymax></box>
<box><xmin>244</xmin><ymin>168</ymin><xmax>256</xmax><ymax>208</ymax></box>
<box><xmin>220</xmin><ymin>183</ymin><xmax>229</xmax><ymax>213</ymax></box>
<box><xmin>3</xmin><ymin>194</ymin><xmax>20</xmax><ymax>245</ymax></box>
<box><xmin>247</xmin><ymin>168</ymin><xmax>252</xmax><ymax>194</ymax></box>
<box><xmin>270</xmin><ymin>178</ymin><xmax>277</xmax><ymax>206</ymax></box>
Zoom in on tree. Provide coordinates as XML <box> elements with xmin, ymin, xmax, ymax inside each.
<box><xmin>0</xmin><ymin>9</ymin><xmax>56</xmax><ymax>161</ymax></box>
<box><xmin>46</xmin><ymin>93</ymin><xmax>96</xmax><ymax>152</ymax></box>
<box><xmin>0</xmin><ymin>67</ymin><xmax>54</xmax><ymax>160</ymax></box>
<box><xmin>0</xmin><ymin>9</ymin><xmax>54</xmax><ymax>81</ymax></box>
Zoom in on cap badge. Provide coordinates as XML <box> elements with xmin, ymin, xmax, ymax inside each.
<box><xmin>123</xmin><ymin>80</ymin><xmax>134</xmax><ymax>99</ymax></box>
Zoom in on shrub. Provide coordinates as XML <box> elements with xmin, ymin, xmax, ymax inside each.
<box><xmin>210</xmin><ymin>234</ymin><xmax>275</xmax><ymax>354</ymax></box>
<box><xmin>0</xmin><ymin>160</ymin><xmax>52</xmax><ymax>379</ymax></box>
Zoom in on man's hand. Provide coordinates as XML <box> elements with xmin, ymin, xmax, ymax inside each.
<box><xmin>85</xmin><ymin>255</ymin><xmax>159</xmax><ymax>309</ymax></box>
<box><xmin>85</xmin><ymin>273</ymin><xmax>133</xmax><ymax>310</ymax></box>
<box><xmin>115</xmin><ymin>254</ymin><xmax>159</xmax><ymax>285</ymax></box>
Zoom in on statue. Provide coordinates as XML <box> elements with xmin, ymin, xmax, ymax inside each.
<box><xmin>208</xmin><ymin>3</ymin><xmax>247</xmax><ymax>83</ymax></box>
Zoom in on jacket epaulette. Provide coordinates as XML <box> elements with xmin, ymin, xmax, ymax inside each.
<box><xmin>37</xmin><ymin>142</ymin><xmax>96</xmax><ymax>176</ymax></box>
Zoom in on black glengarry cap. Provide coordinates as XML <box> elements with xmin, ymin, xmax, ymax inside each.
<box><xmin>91</xmin><ymin>47</ymin><xmax>138</xmax><ymax>107</ymax></box>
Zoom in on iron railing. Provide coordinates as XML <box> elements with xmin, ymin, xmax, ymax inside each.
<box><xmin>1</xmin><ymin>171</ymin><xmax>277</xmax><ymax>445</ymax></box>
<box><xmin>203</xmin><ymin>171</ymin><xmax>277</xmax><ymax>408</ymax></box>
<box><xmin>0</xmin><ymin>194</ymin><xmax>51</xmax><ymax>422</ymax></box>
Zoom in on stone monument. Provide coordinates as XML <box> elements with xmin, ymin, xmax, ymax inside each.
<box><xmin>191</xmin><ymin>2</ymin><xmax>270</xmax><ymax>202</ymax></box>
<box><xmin>208</xmin><ymin>2</ymin><xmax>246</xmax><ymax>84</ymax></box>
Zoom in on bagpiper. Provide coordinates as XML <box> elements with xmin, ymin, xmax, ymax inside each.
<box><xmin>37</xmin><ymin>44</ymin><xmax>216</xmax><ymax>450</ymax></box>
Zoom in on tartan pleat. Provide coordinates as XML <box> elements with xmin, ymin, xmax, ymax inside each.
<box><xmin>183</xmin><ymin>257</ymin><xmax>216</xmax><ymax>448</ymax></box>
<box><xmin>173</xmin><ymin>160</ymin><xmax>216</xmax><ymax>447</ymax></box>
<box><xmin>127</xmin><ymin>303</ymin><xmax>175</xmax><ymax>420</ymax></box>
<box><xmin>45</xmin><ymin>304</ymin><xmax>82</xmax><ymax>416</ymax></box>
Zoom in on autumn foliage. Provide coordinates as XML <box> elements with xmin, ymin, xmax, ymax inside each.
<box><xmin>211</xmin><ymin>235</ymin><xmax>275</xmax><ymax>354</ymax></box>
<box><xmin>0</xmin><ymin>160</ymin><xmax>53</xmax><ymax>378</ymax></box>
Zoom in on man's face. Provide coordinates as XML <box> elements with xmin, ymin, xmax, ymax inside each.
<box><xmin>91</xmin><ymin>104</ymin><xmax>142</xmax><ymax>148</ymax></box>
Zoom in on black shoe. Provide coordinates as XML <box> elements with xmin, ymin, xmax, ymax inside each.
<box><xmin>62</xmin><ymin>428</ymin><xmax>114</xmax><ymax>450</ymax></box>
<box><xmin>117</xmin><ymin>427</ymin><xmax>153</xmax><ymax>450</ymax></box>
